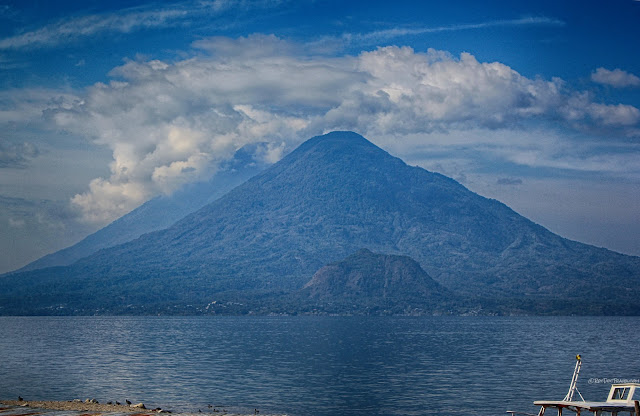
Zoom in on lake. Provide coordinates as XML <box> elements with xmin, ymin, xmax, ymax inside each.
<box><xmin>0</xmin><ymin>316</ymin><xmax>638</xmax><ymax>416</ymax></box>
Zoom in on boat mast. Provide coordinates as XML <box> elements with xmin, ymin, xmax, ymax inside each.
<box><xmin>563</xmin><ymin>354</ymin><xmax>585</xmax><ymax>402</ymax></box>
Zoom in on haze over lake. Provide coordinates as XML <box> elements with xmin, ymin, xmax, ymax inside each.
<box><xmin>2</xmin><ymin>316</ymin><xmax>638</xmax><ymax>416</ymax></box>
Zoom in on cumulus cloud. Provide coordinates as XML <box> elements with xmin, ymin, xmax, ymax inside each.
<box><xmin>320</xmin><ymin>46</ymin><xmax>639</xmax><ymax>134</ymax></box>
<box><xmin>51</xmin><ymin>35</ymin><xmax>351</xmax><ymax>223</ymax></box>
<box><xmin>591</xmin><ymin>67</ymin><xmax>640</xmax><ymax>88</ymax></box>
<box><xmin>587</xmin><ymin>103</ymin><xmax>640</xmax><ymax>126</ymax></box>
<box><xmin>321</xmin><ymin>47</ymin><xmax>562</xmax><ymax>133</ymax></box>
<box><xmin>559</xmin><ymin>92</ymin><xmax>640</xmax><ymax>128</ymax></box>
<box><xmin>46</xmin><ymin>36</ymin><xmax>640</xmax><ymax>224</ymax></box>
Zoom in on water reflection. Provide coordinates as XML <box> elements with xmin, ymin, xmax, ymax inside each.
<box><xmin>0</xmin><ymin>316</ymin><xmax>638</xmax><ymax>416</ymax></box>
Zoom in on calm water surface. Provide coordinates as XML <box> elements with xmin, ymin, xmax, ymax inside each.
<box><xmin>0</xmin><ymin>316</ymin><xmax>638</xmax><ymax>416</ymax></box>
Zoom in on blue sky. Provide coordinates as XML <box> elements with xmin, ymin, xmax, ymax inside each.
<box><xmin>1</xmin><ymin>0</ymin><xmax>639</xmax><ymax>273</ymax></box>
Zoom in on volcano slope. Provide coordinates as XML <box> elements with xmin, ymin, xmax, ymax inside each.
<box><xmin>1</xmin><ymin>131</ymin><xmax>638</xmax><ymax>315</ymax></box>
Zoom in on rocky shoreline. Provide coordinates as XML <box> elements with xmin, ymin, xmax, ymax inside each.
<box><xmin>0</xmin><ymin>400</ymin><xmax>155</xmax><ymax>413</ymax></box>
<box><xmin>0</xmin><ymin>400</ymin><xmax>284</xmax><ymax>416</ymax></box>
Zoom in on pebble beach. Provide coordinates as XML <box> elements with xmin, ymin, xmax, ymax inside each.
<box><xmin>0</xmin><ymin>400</ymin><xmax>285</xmax><ymax>416</ymax></box>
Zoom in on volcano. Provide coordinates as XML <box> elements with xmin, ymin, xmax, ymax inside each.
<box><xmin>1</xmin><ymin>131</ymin><xmax>639</xmax><ymax>315</ymax></box>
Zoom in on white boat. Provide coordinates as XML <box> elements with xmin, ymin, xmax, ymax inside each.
<box><xmin>508</xmin><ymin>355</ymin><xmax>640</xmax><ymax>416</ymax></box>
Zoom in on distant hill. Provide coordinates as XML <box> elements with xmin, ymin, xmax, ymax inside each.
<box><xmin>300</xmin><ymin>249</ymin><xmax>451</xmax><ymax>314</ymax></box>
<box><xmin>13</xmin><ymin>144</ymin><xmax>268</xmax><ymax>273</ymax></box>
<box><xmin>1</xmin><ymin>131</ymin><xmax>639</xmax><ymax>315</ymax></box>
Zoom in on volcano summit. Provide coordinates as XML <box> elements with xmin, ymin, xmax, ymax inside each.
<box><xmin>2</xmin><ymin>131</ymin><xmax>639</xmax><ymax>315</ymax></box>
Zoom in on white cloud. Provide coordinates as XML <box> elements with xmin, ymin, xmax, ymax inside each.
<box><xmin>70</xmin><ymin>178</ymin><xmax>151</xmax><ymax>224</ymax></box>
<box><xmin>0</xmin><ymin>1</ymin><xmax>291</xmax><ymax>50</ymax></box>
<box><xmin>0</xmin><ymin>8</ymin><xmax>188</xmax><ymax>50</ymax></box>
<box><xmin>505</xmin><ymin>146</ymin><xmax>640</xmax><ymax>177</ymax></box>
<box><xmin>591</xmin><ymin>67</ymin><xmax>640</xmax><ymax>88</ymax></box>
<box><xmin>320</xmin><ymin>46</ymin><xmax>639</xmax><ymax>134</ymax></box>
<box><xmin>192</xmin><ymin>34</ymin><xmax>299</xmax><ymax>58</ymax></box>
<box><xmin>396</xmin><ymin>127</ymin><xmax>640</xmax><ymax>188</ymax></box>
<box><xmin>51</xmin><ymin>37</ymin><xmax>339</xmax><ymax>224</ymax></box>
<box><xmin>0</xmin><ymin>88</ymin><xmax>80</xmax><ymax>124</ymax></box>
<box><xmin>308</xmin><ymin>17</ymin><xmax>565</xmax><ymax>52</ymax></box>
<box><xmin>320</xmin><ymin>47</ymin><xmax>562</xmax><ymax>133</ymax></box>
<box><xmin>0</xmin><ymin>88</ymin><xmax>88</xmax><ymax>181</ymax></box>
<box><xmin>346</xmin><ymin>16</ymin><xmax>565</xmax><ymax>44</ymax></box>
<box><xmin>559</xmin><ymin>92</ymin><xmax>640</xmax><ymax>128</ymax></box>
<box><xmin>45</xmin><ymin>36</ymin><xmax>640</xmax><ymax>225</ymax></box>
<box><xmin>587</xmin><ymin>103</ymin><xmax>640</xmax><ymax>126</ymax></box>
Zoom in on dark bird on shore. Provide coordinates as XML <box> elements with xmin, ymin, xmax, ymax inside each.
<box><xmin>126</xmin><ymin>400</ymin><xmax>132</xmax><ymax>405</ymax></box>
<box><xmin>116</xmin><ymin>402</ymin><xmax>121</xmax><ymax>405</ymax></box>
<box><xmin>18</xmin><ymin>396</ymin><xmax>23</xmax><ymax>401</ymax></box>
